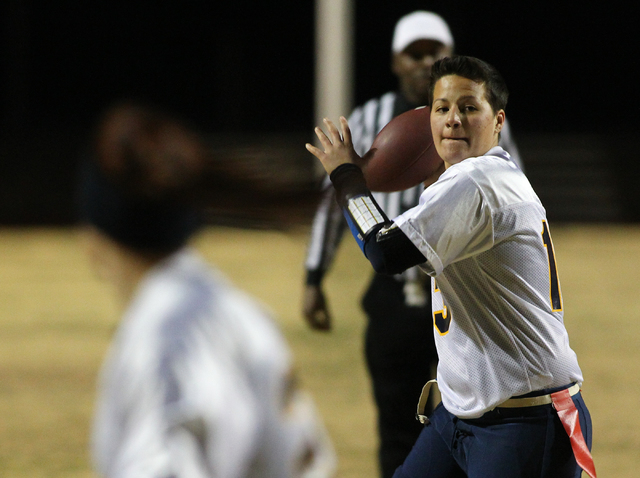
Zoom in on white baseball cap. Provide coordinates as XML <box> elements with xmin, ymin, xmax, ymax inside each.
<box><xmin>392</xmin><ymin>11</ymin><xmax>454</xmax><ymax>53</ymax></box>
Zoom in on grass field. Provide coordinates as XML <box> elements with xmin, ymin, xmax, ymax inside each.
<box><xmin>1</xmin><ymin>225</ymin><xmax>639</xmax><ymax>477</ymax></box>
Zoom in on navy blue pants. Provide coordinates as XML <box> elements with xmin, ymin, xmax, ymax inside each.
<box><xmin>392</xmin><ymin>388</ymin><xmax>593</xmax><ymax>478</ymax></box>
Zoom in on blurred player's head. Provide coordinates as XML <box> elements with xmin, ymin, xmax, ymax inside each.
<box><xmin>391</xmin><ymin>11</ymin><xmax>454</xmax><ymax>106</ymax></box>
<box><xmin>428</xmin><ymin>56</ymin><xmax>506</xmax><ymax>168</ymax></box>
<box><xmin>77</xmin><ymin>102</ymin><xmax>205</xmax><ymax>289</ymax></box>
<box><xmin>78</xmin><ymin>102</ymin><xmax>322</xmax><ymax>287</ymax></box>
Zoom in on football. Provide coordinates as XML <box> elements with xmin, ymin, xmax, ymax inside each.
<box><xmin>361</xmin><ymin>106</ymin><xmax>443</xmax><ymax>192</ymax></box>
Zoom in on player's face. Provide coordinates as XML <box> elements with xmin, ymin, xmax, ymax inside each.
<box><xmin>392</xmin><ymin>40</ymin><xmax>452</xmax><ymax>105</ymax></box>
<box><xmin>430</xmin><ymin>75</ymin><xmax>504</xmax><ymax>168</ymax></box>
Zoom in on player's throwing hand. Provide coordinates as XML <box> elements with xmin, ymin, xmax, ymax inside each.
<box><xmin>306</xmin><ymin>117</ymin><xmax>362</xmax><ymax>175</ymax></box>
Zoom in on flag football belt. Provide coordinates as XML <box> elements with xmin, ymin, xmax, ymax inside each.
<box><xmin>415</xmin><ymin>380</ymin><xmax>596</xmax><ymax>478</ymax></box>
<box><xmin>497</xmin><ymin>382</ymin><xmax>580</xmax><ymax>408</ymax></box>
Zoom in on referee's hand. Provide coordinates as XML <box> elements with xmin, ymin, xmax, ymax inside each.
<box><xmin>303</xmin><ymin>285</ymin><xmax>332</xmax><ymax>331</ymax></box>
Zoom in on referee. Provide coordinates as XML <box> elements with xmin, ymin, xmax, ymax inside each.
<box><xmin>303</xmin><ymin>11</ymin><xmax>522</xmax><ymax>478</ymax></box>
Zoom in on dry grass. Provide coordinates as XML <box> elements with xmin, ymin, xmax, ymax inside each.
<box><xmin>0</xmin><ymin>225</ymin><xmax>638</xmax><ymax>477</ymax></box>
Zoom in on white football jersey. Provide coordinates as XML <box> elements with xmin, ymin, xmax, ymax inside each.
<box><xmin>92</xmin><ymin>248</ymin><xmax>336</xmax><ymax>478</ymax></box>
<box><xmin>394</xmin><ymin>147</ymin><xmax>583</xmax><ymax>419</ymax></box>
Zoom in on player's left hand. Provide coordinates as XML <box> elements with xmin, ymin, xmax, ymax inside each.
<box><xmin>306</xmin><ymin>117</ymin><xmax>362</xmax><ymax>175</ymax></box>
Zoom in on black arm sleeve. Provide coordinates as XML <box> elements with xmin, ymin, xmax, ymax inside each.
<box><xmin>329</xmin><ymin>163</ymin><xmax>427</xmax><ymax>275</ymax></box>
<box><xmin>330</xmin><ymin>163</ymin><xmax>372</xmax><ymax>208</ymax></box>
<box><xmin>364</xmin><ymin>224</ymin><xmax>427</xmax><ymax>275</ymax></box>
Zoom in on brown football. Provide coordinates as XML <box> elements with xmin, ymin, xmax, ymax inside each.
<box><xmin>361</xmin><ymin>106</ymin><xmax>443</xmax><ymax>192</ymax></box>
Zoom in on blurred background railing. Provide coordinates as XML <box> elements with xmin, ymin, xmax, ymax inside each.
<box><xmin>1</xmin><ymin>131</ymin><xmax>637</xmax><ymax>225</ymax></box>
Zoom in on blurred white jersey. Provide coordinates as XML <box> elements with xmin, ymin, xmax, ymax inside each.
<box><xmin>395</xmin><ymin>147</ymin><xmax>583</xmax><ymax>419</ymax></box>
<box><xmin>92</xmin><ymin>248</ymin><xmax>335</xmax><ymax>478</ymax></box>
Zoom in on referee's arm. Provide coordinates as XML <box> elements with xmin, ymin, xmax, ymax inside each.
<box><xmin>304</xmin><ymin>178</ymin><xmax>346</xmax><ymax>286</ymax></box>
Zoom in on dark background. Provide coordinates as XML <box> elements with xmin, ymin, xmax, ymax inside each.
<box><xmin>1</xmin><ymin>1</ymin><xmax>637</xmax><ymax>224</ymax></box>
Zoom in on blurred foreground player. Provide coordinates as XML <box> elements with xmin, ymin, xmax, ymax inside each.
<box><xmin>303</xmin><ymin>11</ymin><xmax>522</xmax><ymax>478</ymax></box>
<box><xmin>307</xmin><ymin>56</ymin><xmax>595</xmax><ymax>477</ymax></box>
<box><xmin>78</xmin><ymin>103</ymin><xmax>336</xmax><ymax>478</ymax></box>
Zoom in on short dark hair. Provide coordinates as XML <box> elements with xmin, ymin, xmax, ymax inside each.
<box><xmin>429</xmin><ymin>56</ymin><xmax>509</xmax><ymax>113</ymax></box>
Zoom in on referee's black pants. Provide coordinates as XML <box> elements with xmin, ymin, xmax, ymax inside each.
<box><xmin>362</xmin><ymin>273</ymin><xmax>438</xmax><ymax>478</ymax></box>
